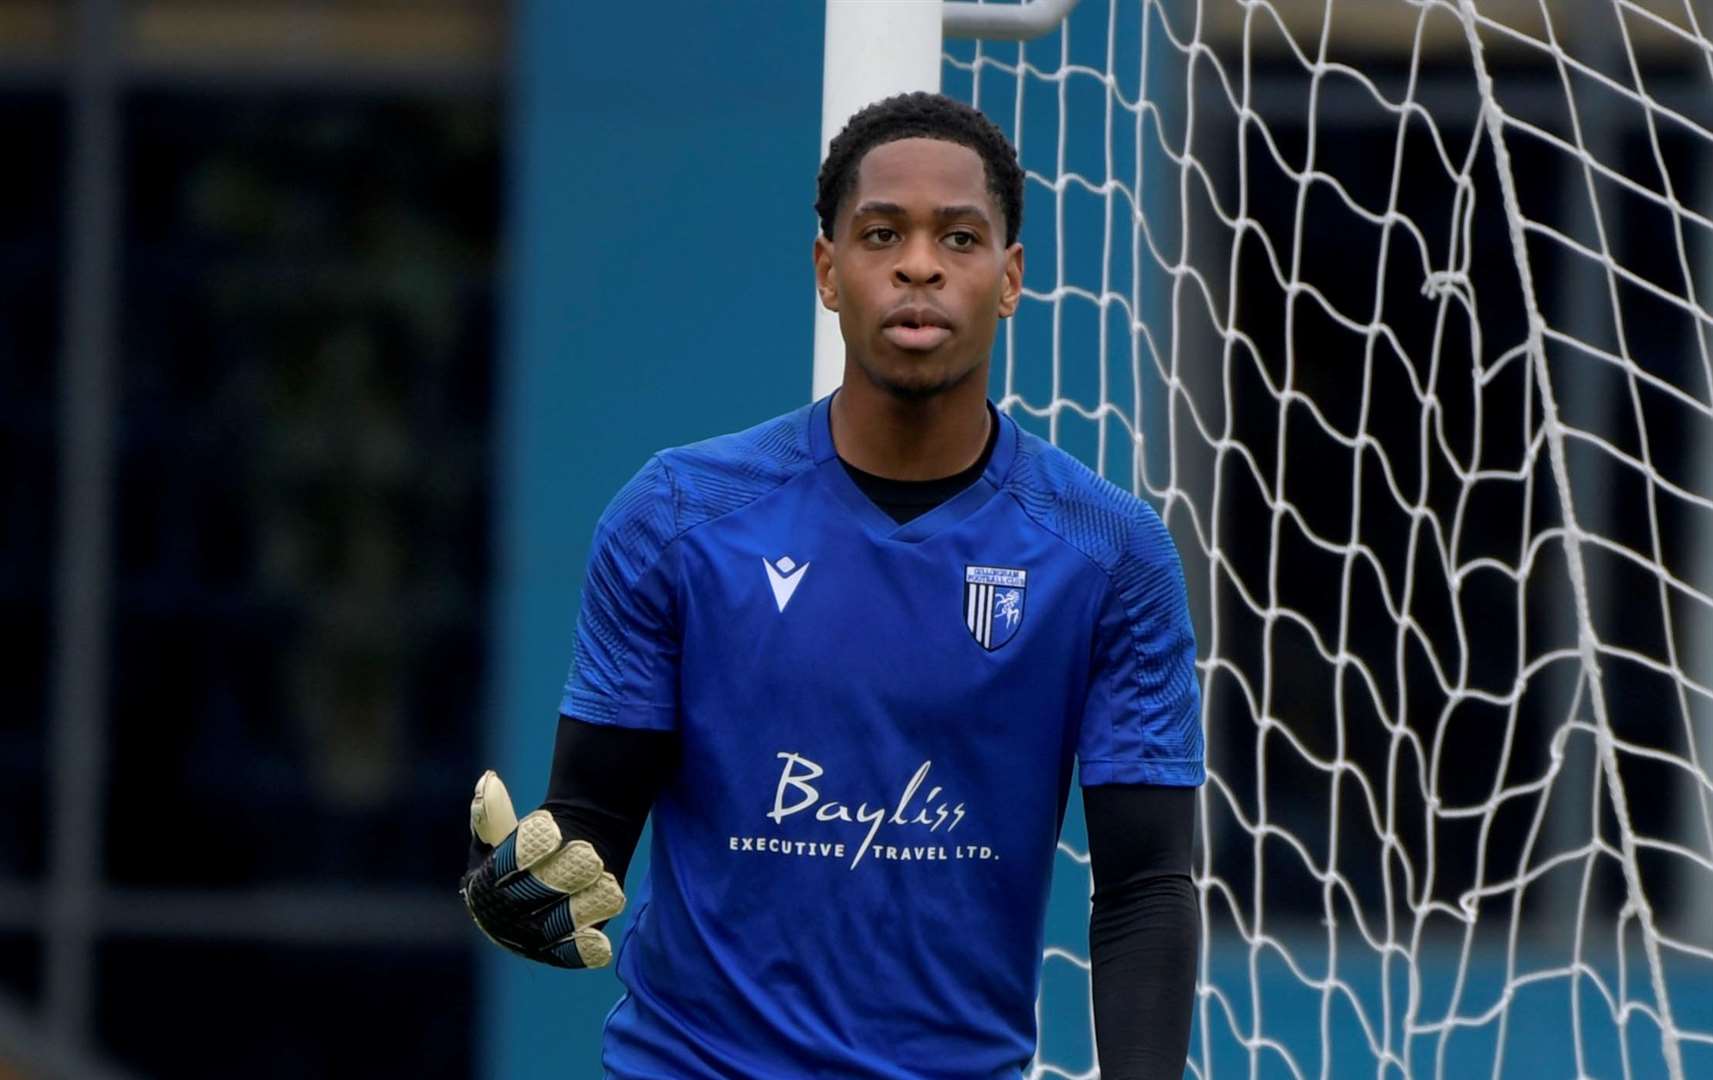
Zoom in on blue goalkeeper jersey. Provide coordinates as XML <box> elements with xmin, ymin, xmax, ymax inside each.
<box><xmin>563</xmin><ymin>394</ymin><xmax>1203</xmax><ymax>1080</ymax></box>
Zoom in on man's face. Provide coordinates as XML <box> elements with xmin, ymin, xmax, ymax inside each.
<box><xmin>814</xmin><ymin>137</ymin><xmax>1024</xmax><ymax>400</ymax></box>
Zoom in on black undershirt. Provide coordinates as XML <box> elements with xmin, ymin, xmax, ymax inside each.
<box><xmin>836</xmin><ymin>405</ymin><xmax>999</xmax><ymax>525</ymax></box>
<box><xmin>543</xmin><ymin>413</ymin><xmax>1197</xmax><ymax>1078</ymax></box>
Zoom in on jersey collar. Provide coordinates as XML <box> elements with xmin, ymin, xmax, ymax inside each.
<box><xmin>808</xmin><ymin>391</ymin><xmax>1019</xmax><ymax>543</ymax></box>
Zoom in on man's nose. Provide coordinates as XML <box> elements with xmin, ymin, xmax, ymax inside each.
<box><xmin>894</xmin><ymin>238</ymin><xmax>945</xmax><ymax>287</ymax></box>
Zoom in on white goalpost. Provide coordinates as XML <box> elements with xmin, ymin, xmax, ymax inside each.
<box><xmin>820</xmin><ymin>2</ymin><xmax>1713</xmax><ymax>1078</ymax></box>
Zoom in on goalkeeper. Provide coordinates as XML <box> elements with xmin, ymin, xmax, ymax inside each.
<box><xmin>462</xmin><ymin>92</ymin><xmax>1202</xmax><ymax>1080</ymax></box>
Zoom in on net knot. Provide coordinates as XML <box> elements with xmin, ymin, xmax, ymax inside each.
<box><xmin>1420</xmin><ymin>270</ymin><xmax>1472</xmax><ymax>303</ymax></box>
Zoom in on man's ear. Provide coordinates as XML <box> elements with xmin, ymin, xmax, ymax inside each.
<box><xmin>997</xmin><ymin>242</ymin><xmax>1024</xmax><ymax>319</ymax></box>
<box><xmin>813</xmin><ymin>234</ymin><xmax>839</xmax><ymax>312</ymax></box>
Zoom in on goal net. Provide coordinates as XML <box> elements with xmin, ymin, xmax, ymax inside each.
<box><xmin>939</xmin><ymin>2</ymin><xmax>1713</xmax><ymax>1077</ymax></box>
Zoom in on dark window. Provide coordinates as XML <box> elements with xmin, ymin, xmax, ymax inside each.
<box><xmin>0</xmin><ymin>933</ymin><xmax>42</xmax><ymax>1005</ymax></box>
<box><xmin>104</xmin><ymin>95</ymin><xmax>499</xmax><ymax>890</ymax></box>
<box><xmin>0</xmin><ymin>92</ymin><xmax>66</xmax><ymax>880</ymax></box>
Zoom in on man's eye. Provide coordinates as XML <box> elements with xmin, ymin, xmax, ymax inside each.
<box><xmin>946</xmin><ymin>231</ymin><xmax>977</xmax><ymax>249</ymax></box>
<box><xmin>867</xmin><ymin>227</ymin><xmax>898</xmax><ymax>243</ymax></box>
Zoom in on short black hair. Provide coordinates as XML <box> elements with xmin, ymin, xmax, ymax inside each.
<box><xmin>816</xmin><ymin>91</ymin><xmax>1024</xmax><ymax>247</ymax></box>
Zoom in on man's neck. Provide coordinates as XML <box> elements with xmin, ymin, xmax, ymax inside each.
<box><xmin>829</xmin><ymin>367</ymin><xmax>992</xmax><ymax>481</ymax></box>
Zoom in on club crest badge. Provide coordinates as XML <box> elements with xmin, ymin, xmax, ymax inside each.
<box><xmin>964</xmin><ymin>566</ymin><xmax>1027</xmax><ymax>651</ymax></box>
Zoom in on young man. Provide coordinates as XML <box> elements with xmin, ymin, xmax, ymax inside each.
<box><xmin>461</xmin><ymin>92</ymin><xmax>1203</xmax><ymax>1079</ymax></box>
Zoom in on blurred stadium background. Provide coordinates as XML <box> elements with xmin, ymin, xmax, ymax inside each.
<box><xmin>6</xmin><ymin>1</ymin><xmax>1713</xmax><ymax>1078</ymax></box>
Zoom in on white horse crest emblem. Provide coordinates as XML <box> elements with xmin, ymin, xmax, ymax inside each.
<box><xmin>964</xmin><ymin>566</ymin><xmax>1027</xmax><ymax>651</ymax></box>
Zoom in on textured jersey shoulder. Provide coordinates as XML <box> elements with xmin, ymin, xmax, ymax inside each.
<box><xmin>651</xmin><ymin>403</ymin><xmax>816</xmax><ymax>536</ymax></box>
<box><xmin>590</xmin><ymin>404</ymin><xmax>813</xmax><ymax>577</ymax></box>
<box><xmin>1005</xmin><ymin>428</ymin><xmax>1202</xmax><ymax>784</ymax></box>
<box><xmin>1001</xmin><ymin>428</ymin><xmax>1179</xmax><ymax>577</ymax></box>
<box><xmin>569</xmin><ymin>405</ymin><xmax>814</xmax><ymax>728</ymax></box>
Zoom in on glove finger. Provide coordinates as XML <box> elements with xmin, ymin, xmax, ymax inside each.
<box><xmin>467</xmin><ymin>771</ymin><xmax>519</xmax><ymax>873</ymax></box>
<box><xmin>520</xmin><ymin>866</ymin><xmax>624</xmax><ymax>943</ymax></box>
<box><xmin>541</xmin><ymin>927</ymin><xmax>614</xmax><ymax>970</ymax></box>
<box><xmin>490</xmin><ymin>809</ymin><xmax>563</xmax><ymax>881</ymax></box>
<box><xmin>531</xmin><ymin>839</ymin><xmax>607</xmax><ymax>897</ymax></box>
<box><xmin>568</xmin><ymin>871</ymin><xmax>626</xmax><ymax>928</ymax></box>
<box><xmin>471</xmin><ymin>771</ymin><xmax>519</xmax><ymax>845</ymax></box>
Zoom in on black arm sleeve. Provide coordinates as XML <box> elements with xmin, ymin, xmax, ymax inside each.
<box><xmin>541</xmin><ymin>714</ymin><xmax>679</xmax><ymax>885</ymax></box>
<box><xmin>1083</xmin><ymin>783</ymin><xmax>1200</xmax><ymax>1080</ymax></box>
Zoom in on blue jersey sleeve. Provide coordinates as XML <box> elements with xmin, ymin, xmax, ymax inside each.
<box><xmin>561</xmin><ymin>456</ymin><xmax>681</xmax><ymax>731</ymax></box>
<box><xmin>1078</xmin><ymin>502</ymin><xmax>1204</xmax><ymax>787</ymax></box>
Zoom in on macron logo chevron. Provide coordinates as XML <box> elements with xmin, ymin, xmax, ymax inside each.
<box><xmin>763</xmin><ymin>555</ymin><xmax>810</xmax><ymax>613</ymax></box>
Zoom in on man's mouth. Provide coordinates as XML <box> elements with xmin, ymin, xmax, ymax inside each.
<box><xmin>882</xmin><ymin>306</ymin><xmax>954</xmax><ymax>352</ymax></box>
<box><xmin>882</xmin><ymin>325</ymin><xmax>953</xmax><ymax>350</ymax></box>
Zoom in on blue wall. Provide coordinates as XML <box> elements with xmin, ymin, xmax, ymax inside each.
<box><xmin>490</xmin><ymin>3</ymin><xmax>824</xmax><ymax>1076</ymax></box>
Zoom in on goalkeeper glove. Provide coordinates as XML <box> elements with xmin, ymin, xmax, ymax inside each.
<box><xmin>459</xmin><ymin>770</ymin><xmax>626</xmax><ymax>968</ymax></box>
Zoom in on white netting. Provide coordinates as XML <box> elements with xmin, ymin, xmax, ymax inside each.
<box><xmin>944</xmin><ymin>2</ymin><xmax>1713</xmax><ymax>1077</ymax></box>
